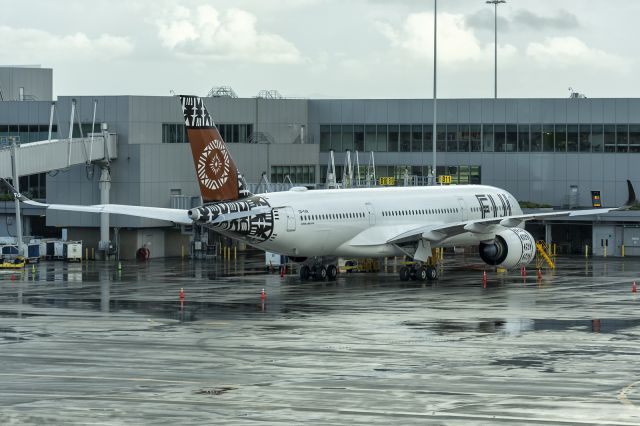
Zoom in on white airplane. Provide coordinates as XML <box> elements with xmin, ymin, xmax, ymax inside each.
<box><xmin>5</xmin><ymin>95</ymin><xmax>636</xmax><ymax>281</ymax></box>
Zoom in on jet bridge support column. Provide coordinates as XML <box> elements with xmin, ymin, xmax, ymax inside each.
<box><xmin>99</xmin><ymin>165</ymin><xmax>111</xmax><ymax>259</ymax></box>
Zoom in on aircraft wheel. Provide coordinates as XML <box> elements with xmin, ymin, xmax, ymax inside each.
<box><xmin>417</xmin><ymin>267</ymin><xmax>428</xmax><ymax>281</ymax></box>
<box><xmin>399</xmin><ymin>266</ymin><xmax>410</xmax><ymax>281</ymax></box>
<box><xmin>410</xmin><ymin>267</ymin><xmax>418</xmax><ymax>281</ymax></box>
<box><xmin>318</xmin><ymin>266</ymin><xmax>327</xmax><ymax>281</ymax></box>
<box><xmin>300</xmin><ymin>265</ymin><xmax>311</xmax><ymax>281</ymax></box>
<box><xmin>426</xmin><ymin>266</ymin><xmax>438</xmax><ymax>281</ymax></box>
<box><xmin>326</xmin><ymin>264</ymin><xmax>338</xmax><ymax>281</ymax></box>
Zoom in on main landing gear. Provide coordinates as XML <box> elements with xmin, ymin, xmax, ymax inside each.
<box><xmin>300</xmin><ymin>262</ymin><xmax>338</xmax><ymax>282</ymax></box>
<box><xmin>399</xmin><ymin>264</ymin><xmax>437</xmax><ymax>282</ymax></box>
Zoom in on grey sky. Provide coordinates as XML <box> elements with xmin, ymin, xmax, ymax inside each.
<box><xmin>1</xmin><ymin>0</ymin><xmax>638</xmax><ymax>99</ymax></box>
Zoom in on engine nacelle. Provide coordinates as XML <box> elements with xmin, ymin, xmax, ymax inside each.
<box><xmin>479</xmin><ymin>228</ymin><xmax>536</xmax><ymax>269</ymax></box>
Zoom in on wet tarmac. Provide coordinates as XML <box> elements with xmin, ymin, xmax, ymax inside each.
<box><xmin>1</xmin><ymin>254</ymin><xmax>640</xmax><ymax>424</ymax></box>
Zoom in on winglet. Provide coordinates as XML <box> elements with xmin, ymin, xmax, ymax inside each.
<box><xmin>0</xmin><ymin>178</ymin><xmax>48</xmax><ymax>207</ymax></box>
<box><xmin>625</xmin><ymin>179</ymin><xmax>637</xmax><ymax>207</ymax></box>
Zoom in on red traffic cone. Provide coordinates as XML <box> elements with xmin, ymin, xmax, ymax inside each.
<box><xmin>633</xmin><ymin>281</ymin><xmax>637</xmax><ymax>293</ymax></box>
<box><xmin>261</xmin><ymin>288</ymin><xmax>266</xmax><ymax>301</ymax></box>
<box><xmin>179</xmin><ymin>288</ymin><xmax>185</xmax><ymax>301</ymax></box>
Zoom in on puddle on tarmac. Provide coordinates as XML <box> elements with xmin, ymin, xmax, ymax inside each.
<box><xmin>404</xmin><ymin>318</ymin><xmax>640</xmax><ymax>335</ymax></box>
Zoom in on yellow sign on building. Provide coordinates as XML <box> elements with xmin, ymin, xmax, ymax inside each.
<box><xmin>379</xmin><ymin>177</ymin><xmax>396</xmax><ymax>186</ymax></box>
<box><xmin>438</xmin><ymin>175</ymin><xmax>452</xmax><ymax>185</ymax></box>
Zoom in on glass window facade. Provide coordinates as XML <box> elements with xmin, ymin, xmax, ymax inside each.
<box><xmin>0</xmin><ymin>124</ymin><xmax>58</xmax><ymax>146</ymax></box>
<box><xmin>319</xmin><ymin>122</ymin><xmax>640</xmax><ymax>154</ymax></box>
<box><xmin>162</xmin><ymin>123</ymin><xmax>252</xmax><ymax>143</ymax></box>
<box><xmin>271</xmin><ymin>165</ymin><xmax>315</xmax><ymax>184</ymax></box>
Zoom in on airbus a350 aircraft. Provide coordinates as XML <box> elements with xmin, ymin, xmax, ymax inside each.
<box><xmin>6</xmin><ymin>95</ymin><xmax>636</xmax><ymax>281</ymax></box>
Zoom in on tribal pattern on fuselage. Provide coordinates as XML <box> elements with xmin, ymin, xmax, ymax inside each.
<box><xmin>193</xmin><ymin>196</ymin><xmax>274</xmax><ymax>243</ymax></box>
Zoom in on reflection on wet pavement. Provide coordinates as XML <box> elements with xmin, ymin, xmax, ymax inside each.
<box><xmin>0</xmin><ymin>254</ymin><xmax>640</xmax><ymax>424</ymax></box>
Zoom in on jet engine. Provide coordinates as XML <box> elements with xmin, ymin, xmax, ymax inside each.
<box><xmin>479</xmin><ymin>228</ymin><xmax>536</xmax><ymax>269</ymax></box>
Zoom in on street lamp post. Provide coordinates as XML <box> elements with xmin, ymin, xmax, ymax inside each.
<box><xmin>486</xmin><ymin>0</ymin><xmax>506</xmax><ymax>99</ymax></box>
<box><xmin>430</xmin><ymin>0</ymin><xmax>437</xmax><ymax>186</ymax></box>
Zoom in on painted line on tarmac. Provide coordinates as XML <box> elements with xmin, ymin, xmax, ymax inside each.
<box><xmin>618</xmin><ymin>381</ymin><xmax>639</xmax><ymax>407</ymax></box>
<box><xmin>0</xmin><ymin>373</ymin><xmax>199</xmax><ymax>384</ymax></box>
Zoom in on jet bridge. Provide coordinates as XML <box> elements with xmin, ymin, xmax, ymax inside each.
<box><xmin>0</xmin><ymin>133</ymin><xmax>117</xmax><ymax>178</ymax></box>
<box><xmin>0</xmin><ymin>132</ymin><xmax>117</xmax><ymax>258</ymax></box>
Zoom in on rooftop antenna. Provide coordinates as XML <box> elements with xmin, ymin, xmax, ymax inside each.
<box><xmin>207</xmin><ymin>86</ymin><xmax>238</xmax><ymax>98</ymax></box>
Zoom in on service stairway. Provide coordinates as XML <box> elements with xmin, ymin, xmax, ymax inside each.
<box><xmin>0</xmin><ymin>134</ymin><xmax>117</xmax><ymax>179</ymax></box>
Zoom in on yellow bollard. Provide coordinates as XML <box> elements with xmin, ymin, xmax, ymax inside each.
<box><xmin>234</xmin><ymin>246</ymin><xmax>237</xmax><ymax>260</ymax></box>
<box><xmin>622</xmin><ymin>244</ymin><xmax>625</xmax><ymax>257</ymax></box>
<box><xmin>585</xmin><ymin>245</ymin><xmax>589</xmax><ymax>258</ymax></box>
<box><xmin>91</xmin><ymin>247</ymin><xmax>95</xmax><ymax>260</ymax></box>
<box><xmin>604</xmin><ymin>246</ymin><xmax>607</xmax><ymax>258</ymax></box>
<box><xmin>85</xmin><ymin>247</ymin><xmax>88</xmax><ymax>261</ymax></box>
<box><xmin>181</xmin><ymin>244</ymin><xmax>185</xmax><ymax>259</ymax></box>
<box><xmin>552</xmin><ymin>243</ymin><xmax>557</xmax><ymax>256</ymax></box>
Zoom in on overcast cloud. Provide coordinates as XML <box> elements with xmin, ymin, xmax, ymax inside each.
<box><xmin>0</xmin><ymin>0</ymin><xmax>637</xmax><ymax>99</ymax></box>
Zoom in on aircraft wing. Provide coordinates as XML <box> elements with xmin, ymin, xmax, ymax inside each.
<box><xmin>386</xmin><ymin>206</ymin><xmax>623</xmax><ymax>245</ymax></box>
<box><xmin>363</xmin><ymin>180</ymin><xmax>637</xmax><ymax>246</ymax></box>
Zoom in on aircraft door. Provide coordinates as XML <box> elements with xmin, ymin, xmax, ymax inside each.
<box><xmin>365</xmin><ymin>202</ymin><xmax>376</xmax><ymax>225</ymax></box>
<box><xmin>285</xmin><ymin>207</ymin><xmax>296</xmax><ymax>232</ymax></box>
<box><xmin>457</xmin><ymin>197</ymin><xmax>467</xmax><ymax>221</ymax></box>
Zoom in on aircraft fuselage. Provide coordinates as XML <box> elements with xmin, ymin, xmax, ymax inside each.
<box><xmin>205</xmin><ymin>184</ymin><xmax>523</xmax><ymax>258</ymax></box>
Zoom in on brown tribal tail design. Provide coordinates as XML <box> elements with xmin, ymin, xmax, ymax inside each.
<box><xmin>180</xmin><ymin>95</ymin><xmax>251</xmax><ymax>202</ymax></box>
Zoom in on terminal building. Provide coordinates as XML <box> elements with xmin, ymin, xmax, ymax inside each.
<box><xmin>1</xmin><ymin>66</ymin><xmax>639</xmax><ymax>258</ymax></box>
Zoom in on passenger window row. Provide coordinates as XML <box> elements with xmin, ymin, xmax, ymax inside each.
<box><xmin>382</xmin><ymin>208</ymin><xmax>458</xmax><ymax>217</ymax></box>
<box><xmin>469</xmin><ymin>205</ymin><xmax>508</xmax><ymax>213</ymax></box>
<box><xmin>301</xmin><ymin>212</ymin><xmax>366</xmax><ymax>221</ymax></box>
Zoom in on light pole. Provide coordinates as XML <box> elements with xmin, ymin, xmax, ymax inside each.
<box><xmin>430</xmin><ymin>0</ymin><xmax>437</xmax><ymax>186</ymax></box>
<box><xmin>486</xmin><ymin>0</ymin><xmax>506</xmax><ymax>99</ymax></box>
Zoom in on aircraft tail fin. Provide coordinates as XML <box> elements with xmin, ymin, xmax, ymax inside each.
<box><xmin>179</xmin><ymin>95</ymin><xmax>252</xmax><ymax>203</ymax></box>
